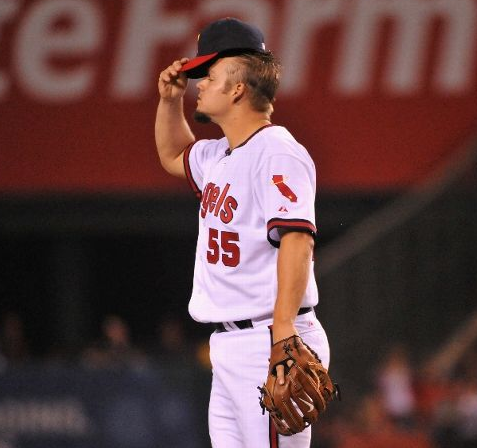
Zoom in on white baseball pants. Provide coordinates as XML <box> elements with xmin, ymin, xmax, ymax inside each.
<box><xmin>208</xmin><ymin>310</ymin><xmax>330</xmax><ymax>448</ymax></box>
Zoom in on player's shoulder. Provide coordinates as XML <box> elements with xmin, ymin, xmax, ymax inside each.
<box><xmin>192</xmin><ymin>136</ymin><xmax>229</xmax><ymax>160</ymax></box>
<box><xmin>257</xmin><ymin>125</ymin><xmax>314</xmax><ymax>164</ymax></box>
<box><xmin>193</xmin><ymin>136</ymin><xmax>228</xmax><ymax>152</ymax></box>
<box><xmin>257</xmin><ymin>124</ymin><xmax>295</xmax><ymax>143</ymax></box>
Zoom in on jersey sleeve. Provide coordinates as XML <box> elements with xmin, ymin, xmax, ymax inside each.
<box><xmin>183</xmin><ymin>139</ymin><xmax>221</xmax><ymax>199</ymax></box>
<box><xmin>255</xmin><ymin>153</ymin><xmax>317</xmax><ymax>248</ymax></box>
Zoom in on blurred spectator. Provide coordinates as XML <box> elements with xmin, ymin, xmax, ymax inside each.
<box><xmin>454</xmin><ymin>378</ymin><xmax>477</xmax><ymax>448</ymax></box>
<box><xmin>376</xmin><ymin>343</ymin><xmax>416</xmax><ymax>428</ymax></box>
<box><xmin>414</xmin><ymin>366</ymin><xmax>449</xmax><ymax>428</ymax></box>
<box><xmin>149</xmin><ymin>315</ymin><xmax>212</xmax><ymax>370</ymax></box>
<box><xmin>151</xmin><ymin>315</ymin><xmax>188</xmax><ymax>359</ymax></box>
<box><xmin>0</xmin><ymin>312</ymin><xmax>30</xmax><ymax>368</ymax></box>
<box><xmin>430</xmin><ymin>349</ymin><xmax>477</xmax><ymax>448</ymax></box>
<box><xmin>335</xmin><ymin>393</ymin><xmax>435</xmax><ymax>448</ymax></box>
<box><xmin>195</xmin><ymin>339</ymin><xmax>212</xmax><ymax>370</ymax></box>
<box><xmin>311</xmin><ymin>412</ymin><xmax>349</xmax><ymax>448</ymax></box>
<box><xmin>81</xmin><ymin>315</ymin><xmax>147</xmax><ymax>369</ymax></box>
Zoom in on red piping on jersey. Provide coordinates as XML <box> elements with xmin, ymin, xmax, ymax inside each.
<box><xmin>266</xmin><ymin>218</ymin><xmax>317</xmax><ymax>248</ymax></box>
<box><xmin>267</xmin><ymin>218</ymin><xmax>317</xmax><ymax>234</ymax></box>
<box><xmin>268</xmin><ymin>326</ymin><xmax>280</xmax><ymax>448</ymax></box>
<box><xmin>183</xmin><ymin>142</ymin><xmax>202</xmax><ymax>199</ymax></box>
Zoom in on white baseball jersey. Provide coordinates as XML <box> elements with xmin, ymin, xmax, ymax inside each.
<box><xmin>184</xmin><ymin>125</ymin><xmax>319</xmax><ymax>323</ymax></box>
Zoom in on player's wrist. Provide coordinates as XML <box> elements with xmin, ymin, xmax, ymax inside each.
<box><xmin>159</xmin><ymin>94</ymin><xmax>185</xmax><ymax>105</ymax></box>
<box><xmin>271</xmin><ymin>320</ymin><xmax>298</xmax><ymax>344</ymax></box>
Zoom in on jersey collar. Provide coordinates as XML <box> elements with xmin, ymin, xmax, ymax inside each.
<box><xmin>225</xmin><ymin>124</ymin><xmax>274</xmax><ymax>156</ymax></box>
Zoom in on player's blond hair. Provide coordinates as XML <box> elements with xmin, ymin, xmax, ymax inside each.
<box><xmin>223</xmin><ymin>51</ymin><xmax>281</xmax><ymax>115</ymax></box>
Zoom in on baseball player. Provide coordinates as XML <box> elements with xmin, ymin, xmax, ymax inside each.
<box><xmin>155</xmin><ymin>18</ymin><xmax>332</xmax><ymax>448</ymax></box>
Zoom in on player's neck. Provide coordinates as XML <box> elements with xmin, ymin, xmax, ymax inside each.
<box><xmin>220</xmin><ymin>113</ymin><xmax>271</xmax><ymax>150</ymax></box>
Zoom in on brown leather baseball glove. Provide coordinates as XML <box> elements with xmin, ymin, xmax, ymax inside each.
<box><xmin>258</xmin><ymin>335</ymin><xmax>340</xmax><ymax>436</ymax></box>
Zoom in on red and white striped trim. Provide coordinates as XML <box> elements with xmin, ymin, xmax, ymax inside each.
<box><xmin>183</xmin><ymin>141</ymin><xmax>201</xmax><ymax>199</ymax></box>
<box><xmin>267</xmin><ymin>218</ymin><xmax>317</xmax><ymax>248</ymax></box>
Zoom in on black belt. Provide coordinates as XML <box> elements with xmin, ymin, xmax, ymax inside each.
<box><xmin>214</xmin><ymin>307</ymin><xmax>313</xmax><ymax>333</ymax></box>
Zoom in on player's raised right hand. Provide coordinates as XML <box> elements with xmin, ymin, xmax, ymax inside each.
<box><xmin>158</xmin><ymin>58</ymin><xmax>189</xmax><ymax>101</ymax></box>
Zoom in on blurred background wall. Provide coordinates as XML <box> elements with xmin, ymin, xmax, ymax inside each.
<box><xmin>0</xmin><ymin>0</ymin><xmax>476</xmax><ymax>447</ymax></box>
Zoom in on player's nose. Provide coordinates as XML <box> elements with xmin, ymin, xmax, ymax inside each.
<box><xmin>196</xmin><ymin>78</ymin><xmax>206</xmax><ymax>91</ymax></box>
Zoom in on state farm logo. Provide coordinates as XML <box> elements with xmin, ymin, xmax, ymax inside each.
<box><xmin>0</xmin><ymin>0</ymin><xmax>475</xmax><ymax>101</ymax></box>
<box><xmin>280</xmin><ymin>0</ymin><xmax>476</xmax><ymax>95</ymax></box>
<box><xmin>1</xmin><ymin>0</ymin><xmax>476</xmax><ymax>191</ymax></box>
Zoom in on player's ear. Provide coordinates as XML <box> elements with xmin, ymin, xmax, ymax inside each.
<box><xmin>232</xmin><ymin>82</ymin><xmax>246</xmax><ymax>104</ymax></box>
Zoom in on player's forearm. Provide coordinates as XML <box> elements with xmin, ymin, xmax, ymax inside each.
<box><xmin>273</xmin><ymin>231</ymin><xmax>314</xmax><ymax>343</ymax></box>
<box><xmin>155</xmin><ymin>98</ymin><xmax>195</xmax><ymax>177</ymax></box>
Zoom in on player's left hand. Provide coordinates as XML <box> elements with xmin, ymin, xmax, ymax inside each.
<box><xmin>272</xmin><ymin>325</ymin><xmax>298</xmax><ymax>385</ymax></box>
<box><xmin>275</xmin><ymin>360</ymin><xmax>294</xmax><ymax>385</ymax></box>
<box><xmin>258</xmin><ymin>335</ymin><xmax>340</xmax><ymax>435</ymax></box>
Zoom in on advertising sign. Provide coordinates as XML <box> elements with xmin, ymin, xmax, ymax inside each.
<box><xmin>1</xmin><ymin>0</ymin><xmax>476</xmax><ymax>192</ymax></box>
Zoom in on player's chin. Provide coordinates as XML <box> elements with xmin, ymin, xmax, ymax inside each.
<box><xmin>193</xmin><ymin>110</ymin><xmax>212</xmax><ymax>124</ymax></box>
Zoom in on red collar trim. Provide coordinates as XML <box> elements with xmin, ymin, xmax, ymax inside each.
<box><xmin>225</xmin><ymin>124</ymin><xmax>274</xmax><ymax>155</ymax></box>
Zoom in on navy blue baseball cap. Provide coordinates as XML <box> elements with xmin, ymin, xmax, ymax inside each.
<box><xmin>180</xmin><ymin>18</ymin><xmax>266</xmax><ymax>79</ymax></box>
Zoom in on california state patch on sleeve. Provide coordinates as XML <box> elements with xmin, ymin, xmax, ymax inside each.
<box><xmin>272</xmin><ymin>175</ymin><xmax>297</xmax><ymax>202</ymax></box>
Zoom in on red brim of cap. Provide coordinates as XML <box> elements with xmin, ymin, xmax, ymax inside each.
<box><xmin>180</xmin><ymin>53</ymin><xmax>219</xmax><ymax>74</ymax></box>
